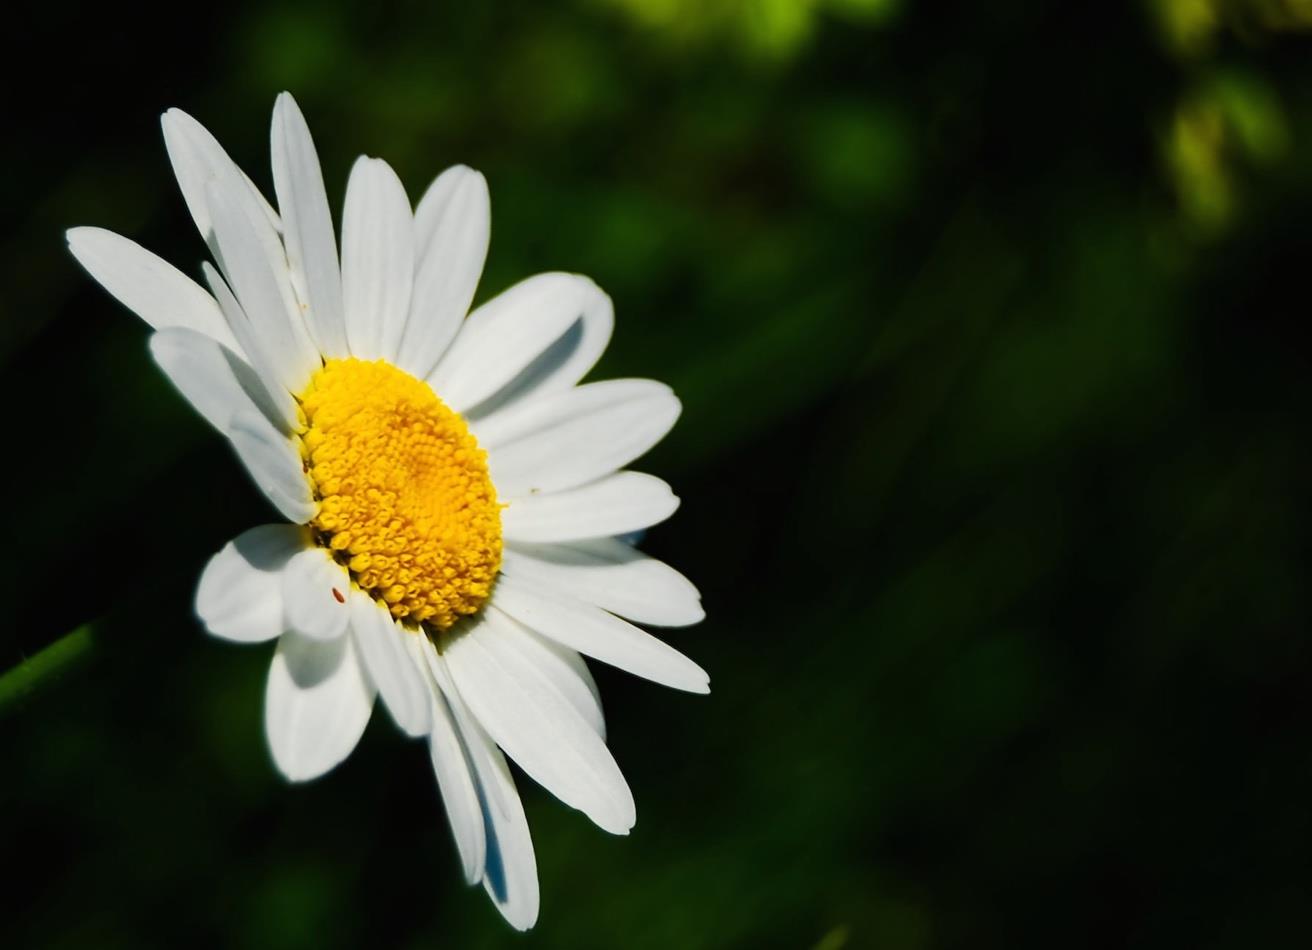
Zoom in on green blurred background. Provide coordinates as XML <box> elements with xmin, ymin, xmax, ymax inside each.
<box><xmin>4</xmin><ymin>0</ymin><xmax>1312</xmax><ymax>946</ymax></box>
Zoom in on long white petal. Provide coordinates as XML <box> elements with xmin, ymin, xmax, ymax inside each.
<box><xmin>423</xmin><ymin>645</ymin><xmax>539</xmax><ymax>931</ymax></box>
<box><xmin>201</xmin><ymin>263</ymin><xmax>301</xmax><ymax>432</ymax></box>
<box><xmin>501</xmin><ymin>472</ymin><xmax>679</xmax><ymax>544</ymax></box>
<box><xmin>149</xmin><ymin>327</ymin><xmax>292</xmax><ymax>441</ymax></box>
<box><xmin>282</xmin><ymin>547</ymin><xmax>352</xmax><ymax>642</ymax></box>
<box><xmin>195</xmin><ymin>524</ymin><xmax>308</xmax><ymax>643</ymax></box>
<box><xmin>480</xmin><ymin>380</ymin><xmax>680</xmax><ymax>496</ymax></box>
<box><xmin>460</xmin><ymin>280</ymin><xmax>614</xmax><ymax>421</ymax></box>
<box><xmin>160</xmin><ymin>108</ymin><xmax>281</xmax><ymax>249</ymax></box>
<box><xmin>66</xmin><ymin>227</ymin><xmax>243</xmax><ymax>354</ymax></box>
<box><xmin>501</xmin><ymin>538</ymin><xmax>704</xmax><ymax>627</ymax></box>
<box><xmin>265</xmin><ymin>629</ymin><xmax>375</xmax><ymax>782</ymax></box>
<box><xmin>228</xmin><ymin>409</ymin><xmax>317</xmax><ymax>524</ymax></box>
<box><xmin>429</xmin><ymin>273</ymin><xmax>610</xmax><ymax>414</ymax></box>
<box><xmin>271</xmin><ymin>92</ymin><xmax>348</xmax><ymax>358</ymax></box>
<box><xmin>148</xmin><ymin>328</ymin><xmax>259</xmax><ymax>432</ymax></box>
<box><xmin>396</xmin><ymin>166</ymin><xmax>489</xmax><ymax>378</ymax></box>
<box><xmin>405</xmin><ymin>635</ymin><xmax>486</xmax><ymax>884</ymax></box>
<box><xmin>492</xmin><ymin>574</ymin><xmax>709</xmax><ymax>694</ymax></box>
<box><xmin>348</xmin><ymin>592</ymin><xmax>431</xmax><ymax>737</ymax></box>
<box><xmin>501</xmin><ymin>618</ymin><xmax>605</xmax><ymax>739</ymax></box>
<box><xmin>205</xmin><ymin>181</ymin><xmax>320</xmax><ymax>393</ymax></box>
<box><xmin>341</xmin><ymin>156</ymin><xmax>414</xmax><ymax>361</ymax></box>
<box><xmin>444</xmin><ymin>609</ymin><xmax>635</xmax><ymax>835</ymax></box>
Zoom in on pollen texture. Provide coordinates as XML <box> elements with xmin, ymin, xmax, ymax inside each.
<box><xmin>299</xmin><ymin>358</ymin><xmax>501</xmax><ymax>629</ymax></box>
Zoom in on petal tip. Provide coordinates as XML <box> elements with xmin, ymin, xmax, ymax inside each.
<box><xmin>273</xmin><ymin>92</ymin><xmax>306</xmax><ymax>126</ymax></box>
<box><xmin>455</xmin><ymin>165</ymin><xmax>489</xmax><ymax>190</ymax></box>
<box><xmin>159</xmin><ymin>107</ymin><xmax>192</xmax><ymax>134</ymax></box>
<box><xmin>679</xmin><ymin>603</ymin><xmax>708</xmax><ymax>627</ymax></box>
<box><xmin>684</xmin><ymin>669</ymin><xmax>711</xmax><ymax>695</ymax></box>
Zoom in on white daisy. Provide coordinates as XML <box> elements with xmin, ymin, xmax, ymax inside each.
<box><xmin>66</xmin><ymin>92</ymin><xmax>707</xmax><ymax>931</ymax></box>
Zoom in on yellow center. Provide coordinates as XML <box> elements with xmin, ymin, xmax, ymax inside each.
<box><xmin>298</xmin><ymin>358</ymin><xmax>501</xmax><ymax>630</ymax></box>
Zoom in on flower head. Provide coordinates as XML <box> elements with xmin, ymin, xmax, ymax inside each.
<box><xmin>67</xmin><ymin>93</ymin><xmax>706</xmax><ymax>931</ymax></box>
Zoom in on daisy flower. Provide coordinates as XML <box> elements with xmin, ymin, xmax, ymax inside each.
<box><xmin>66</xmin><ymin>92</ymin><xmax>707</xmax><ymax>930</ymax></box>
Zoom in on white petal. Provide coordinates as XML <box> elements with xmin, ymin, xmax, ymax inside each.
<box><xmin>205</xmin><ymin>181</ymin><xmax>320</xmax><ymax>393</ymax></box>
<box><xmin>460</xmin><ymin>281</ymin><xmax>615</xmax><ymax>422</ymax></box>
<box><xmin>201</xmin><ymin>263</ymin><xmax>301</xmax><ymax>432</ymax></box>
<box><xmin>195</xmin><ymin>524</ymin><xmax>307</xmax><ymax>643</ymax></box>
<box><xmin>501</xmin><ymin>472</ymin><xmax>679</xmax><ymax>543</ymax></box>
<box><xmin>66</xmin><ymin>227</ymin><xmax>243</xmax><ymax>355</ymax></box>
<box><xmin>149</xmin><ymin>327</ymin><xmax>290</xmax><ymax>440</ymax></box>
<box><xmin>479</xmin><ymin>379</ymin><xmax>681</xmax><ymax>496</ymax></box>
<box><xmin>160</xmin><ymin>108</ymin><xmax>281</xmax><ymax>249</ymax></box>
<box><xmin>348</xmin><ymin>592</ymin><xmax>431</xmax><ymax>737</ymax></box>
<box><xmin>429</xmin><ymin>273</ymin><xmax>610</xmax><ymax>414</ymax></box>
<box><xmin>501</xmin><ymin>538</ymin><xmax>703</xmax><ymax>627</ymax></box>
<box><xmin>396</xmin><ymin>166</ymin><xmax>489</xmax><ymax>378</ymax></box>
<box><xmin>493</xmin><ymin>319</ymin><xmax>614</xmax><ymax>421</ymax></box>
<box><xmin>148</xmin><ymin>328</ymin><xmax>260</xmax><ymax>432</ymax></box>
<box><xmin>423</xmin><ymin>646</ymin><xmax>539</xmax><ymax>930</ymax></box>
<box><xmin>228</xmin><ymin>409</ymin><xmax>317</xmax><ymax>524</ymax></box>
<box><xmin>341</xmin><ymin>156</ymin><xmax>414</xmax><ymax>361</ymax></box>
<box><xmin>471</xmin><ymin>378</ymin><xmax>663</xmax><ymax>449</ymax></box>
<box><xmin>265</xmin><ymin>629</ymin><xmax>375</xmax><ymax>782</ymax></box>
<box><xmin>271</xmin><ymin>92</ymin><xmax>348</xmax><ymax>358</ymax></box>
<box><xmin>503</xmin><ymin>619</ymin><xmax>605</xmax><ymax>739</ymax></box>
<box><xmin>282</xmin><ymin>547</ymin><xmax>351</xmax><ymax>642</ymax></box>
<box><xmin>405</xmin><ymin>635</ymin><xmax>486</xmax><ymax>884</ymax></box>
<box><xmin>492</xmin><ymin>574</ymin><xmax>709</xmax><ymax>694</ymax></box>
<box><xmin>444</xmin><ymin>609</ymin><xmax>635</xmax><ymax>835</ymax></box>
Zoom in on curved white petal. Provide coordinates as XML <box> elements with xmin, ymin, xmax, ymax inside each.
<box><xmin>341</xmin><ymin>156</ymin><xmax>414</xmax><ymax>362</ymax></box>
<box><xmin>271</xmin><ymin>92</ymin><xmax>348</xmax><ymax>359</ymax></box>
<box><xmin>201</xmin><ymin>263</ymin><xmax>301</xmax><ymax>432</ymax></box>
<box><xmin>228</xmin><ymin>409</ymin><xmax>317</xmax><ymax>524</ymax></box>
<box><xmin>423</xmin><ymin>645</ymin><xmax>539</xmax><ymax>931</ymax></box>
<box><xmin>348</xmin><ymin>592</ymin><xmax>431</xmax><ymax>737</ymax></box>
<box><xmin>471</xmin><ymin>378</ymin><xmax>661</xmax><ymax>449</ymax></box>
<box><xmin>460</xmin><ymin>282</ymin><xmax>615</xmax><ymax>422</ymax></box>
<box><xmin>501</xmin><ymin>472</ymin><xmax>679</xmax><ymax>544</ymax></box>
<box><xmin>492</xmin><ymin>574</ymin><xmax>709</xmax><ymax>694</ymax></box>
<box><xmin>149</xmin><ymin>327</ymin><xmax>290</xmax><ymax>441</ymax></box>
<box><xmin>66</xmin><ymin>227</ymin><xmax>243</xmax><ymax>354</ymax></box>
<box><xmin>195</xmin><ymin>524</ymin><xmax>308</xmax><ymax>643</ymax></box>
<box><xmin>282</xmin><ymin>547</ymin><xmax>352</xmax><ymax>642</ymax></box>
<box><xmin>444</xmin><ymin>609</ymin><xmax>635</xmax><ymax>835</ymax></box>
<box><xmin>396</xmin><ymin>165</ymin><xmax>490</xmax><ymax>378</ymax></box>
<box><xmin>501</xmin><ymin>538</ymin><xmax>703</xmax><ymax>627</ymax></box>
<box><xmin>480</xmin><ymin>380</ymin><xmax>680</xmax><ymax>496</ymax></box>
<box><xmin>265</xmin><ymin>629</ymin><xmax>375</xmax><ymax>782</ymax></box>
<box><xmin>160</xmin><ymin>108</ymin><xmax>281</xmax><ymax>248</ymax></box>
<box><xmin>507</xmin><ymin>620</ymin><xmax>605</xmax><ymax>739</ymax></box>
<box><xmin>405</xmin><ymin>635</ymin><xmax>486</xmax><ymax>884</ymax></box>
<box><xmin>429</xmin><ymin>273</ymin><xmax>610</xmax><ymax>414</ymax></box>
<box><xmin>148</xmin><ymin>328</ymin><xmax>260</xmax><ymax>433</ymax></box>
<box><xmin>205</xmin><ymin>181</ymin><xmax>320</xmax><ymax>393</ymax></box>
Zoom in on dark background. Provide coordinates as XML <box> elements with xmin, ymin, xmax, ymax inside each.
<box><xmin>4</xmin><ymin>1</ymin><xmax>1312</xmax><ymax>947</ymax></box>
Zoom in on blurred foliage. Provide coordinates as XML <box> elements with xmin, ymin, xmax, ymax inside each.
<box><xmin>1165</xmin><ymin>70</ymin><xmax>1288</xmax><ymax>233</ymax></box>
<box><xmin>591</xmin><ymin>0</ymin><xmax>901</xmax><ymax>60</ymax></box>
<box><xmin>4</xmin><ymin>0</ymin><xmax>1312</xmax><ymax>948</ymax></box>
<box><xmin>1150</xmin><ymin>0</ymin><xmax>1312</xmax><ymax>58</ymax></box>
<box><xmin>1151</xmin><ymin>0</ymin><xmax>1302</xmax><ymax>235</ymax></box>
